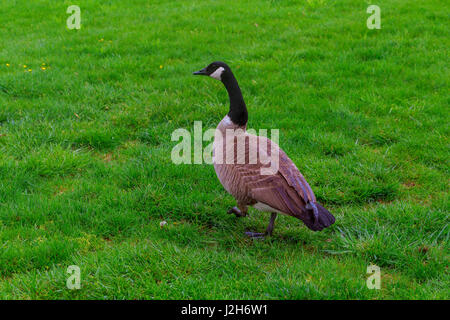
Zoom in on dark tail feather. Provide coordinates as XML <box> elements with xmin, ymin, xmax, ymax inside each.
<box><xmin>302</xmin><ymin>203</ymin><xmax>336</xmax><ymax>231</ymax></box>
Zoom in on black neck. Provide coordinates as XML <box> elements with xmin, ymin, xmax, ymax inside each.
<box><xmin>222</xmin><ymin>71</ymin><xmax>248</xmax><ymax>126</ymax></box>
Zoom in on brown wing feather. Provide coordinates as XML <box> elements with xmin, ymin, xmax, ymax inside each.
<box><xmin>233</xmin><ymin>134</ymin><xmax>316</xmax><ymax>218</ymax></box>
<box><xmin>214</xmin><ymin>130</ymin><xmax>335</xmax><ymax>230</ymax></box>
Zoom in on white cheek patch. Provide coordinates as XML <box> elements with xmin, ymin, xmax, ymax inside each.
<box><xmin>210</xmin><ymin>67</ymin><xmax>225</xmax><ymax>80</ymax></box>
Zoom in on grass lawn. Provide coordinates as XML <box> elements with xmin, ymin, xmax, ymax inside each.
<box><xmin>0</xmin><ymin>0</ymin><xmax>448</xmax><ymax>299</ymax></box>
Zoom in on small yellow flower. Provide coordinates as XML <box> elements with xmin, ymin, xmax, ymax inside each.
<box><xmin>42</xmin><ymin>63</ymin><xmax>45</xmax><ymax>66</ymax></box>
<box><xmin>41</xmin><ymin>67</ymin><xmax>46</xmax><ymax>70</ymax></box>
<box><xmin>28</xmin><ymin>68</ymin><xmax>32</xmax><ymax>72</ymax></box>
<box><xmin>6</xmin><ymin>63</ymin><xmax>10</xmax><ymax>67</ymax></box>
<box><xmin>99</xmin><ymin>38</ymin><xmax>104</xmax><ymax>42</ymax></box>
<box><xmin>159</xmin><ymin>65</ymin><xmax>163</xmax><ymax>69</ymax></box>
<box><xmin>23</xmin><ymin>65</ymin><xmax>27</xmax><ymax>68</ymax></box>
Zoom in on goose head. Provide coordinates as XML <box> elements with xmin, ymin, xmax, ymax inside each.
<box><xmin>193</xmin><ymin>61</ymin><xmax>230</xmax><ymax>81</ymax></box>
<box><xmin>193</xmin><ymin>61</ymin><xmax>248</xmax><ymax>126</ymax></box>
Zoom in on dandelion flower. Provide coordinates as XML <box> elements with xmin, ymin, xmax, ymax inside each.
<box><xmin>6</xmin><ymin>63</ymin><xmax>10</xmax><ymax>67</ymax></box>
<box><xmin>23</xmin><ymin>65</ymin><xmax>27</xmax><ymax>68</ymax></box>
<box><xmin>159</xmin><ymin>65</ymin><xmax>163</xmax><ymax>69</ymax></box>
<box><xmin>28</xmin><ymin>69</ymin><xmax>32</xmax><ymax>72</ymax></box>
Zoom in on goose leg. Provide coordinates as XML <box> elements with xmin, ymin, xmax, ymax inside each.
<box><xmin>245</xmin><ymin>213</ymin><xmax>278</xmax><ymax>238</ymax></box>
<box><xmin>227</xmin><ymin>203</ymin><xmax>248</xmax><ymax>218</ymax></box>
<box><xmin>266</xmin><ymin>212</ymin><xmax>277</xmax><ymax>236</ymax></box>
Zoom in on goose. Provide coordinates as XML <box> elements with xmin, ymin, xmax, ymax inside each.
<box><xmin>193</xmin><ymin>61</ymin><xmax>335</xmax><ymax>238</ymax></box>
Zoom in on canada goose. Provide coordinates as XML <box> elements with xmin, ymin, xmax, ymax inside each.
<box><xmin>193</xmin><ymin>61</ymin><xmax>335</xmax><ymax>238</ymax></box>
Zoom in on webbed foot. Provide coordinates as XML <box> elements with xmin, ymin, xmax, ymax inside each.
<box><xmin>244</xmin><ymin>231</ymin><xmax>266</xmax><ymax>239</ymax></box>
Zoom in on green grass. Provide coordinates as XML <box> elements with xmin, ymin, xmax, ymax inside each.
<box><xmin>0</xmin><ymin>0</ymin><xmax>448</xmax><ymax>299</ymax></box>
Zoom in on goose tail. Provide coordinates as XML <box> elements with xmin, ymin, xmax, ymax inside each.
<box><xmin>302</xmin><ymin>202</ymin><xmax>336</xmax><ymax>231</ymax></box>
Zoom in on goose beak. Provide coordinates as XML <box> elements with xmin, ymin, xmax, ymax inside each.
<box><xmin>193</xmin><ymin>68</ymin><xmax>208</xmax><ymax>76</ymax></box>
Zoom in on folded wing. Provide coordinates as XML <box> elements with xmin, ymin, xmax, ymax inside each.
<box><xmin>233</xmin><ymin>134</ymin><xmax>334</xmax><ymax>231</ymax></box>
